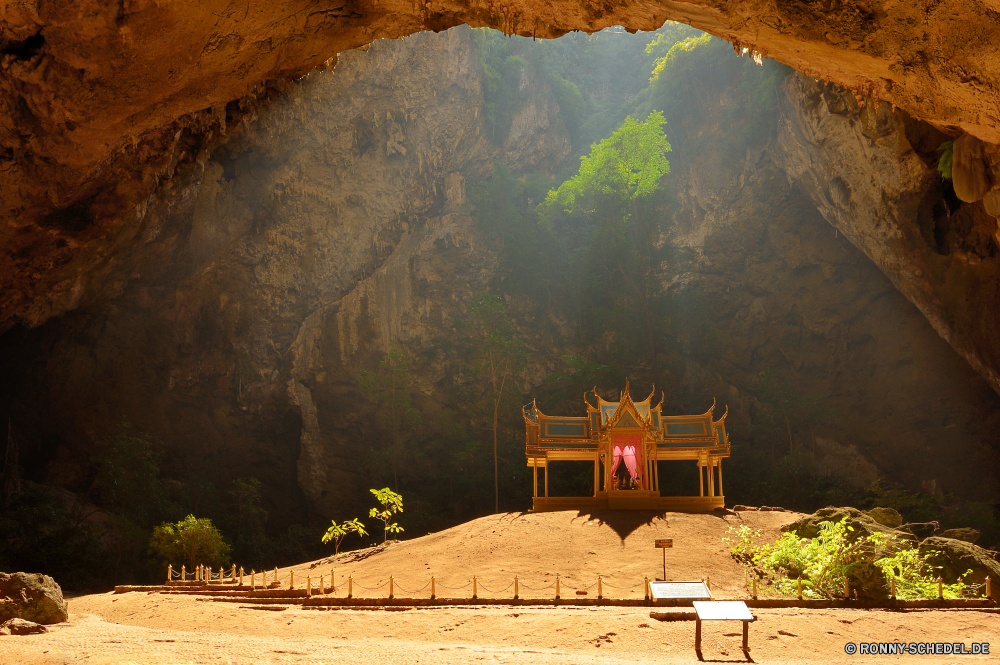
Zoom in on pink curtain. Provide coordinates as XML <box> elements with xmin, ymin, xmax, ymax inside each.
<box><xmin>611</xmin><ymin>446</ymin><xmax>623</xmax><ymax>478</ymax></box>
<box><xmin>622</xmin><ymin>445</ymin><xmax>638</xmax><ymax>481</ymax></box>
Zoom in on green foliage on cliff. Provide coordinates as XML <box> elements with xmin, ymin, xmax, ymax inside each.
<box><xmin>359</xmin><ymin>345</ymin><xmax>422</xmax><ymax>491</ymax></box>
<box><xmin>91</xmin><ymin>421</ymin><xmax>169</xmax><ymax>529</ymax></box>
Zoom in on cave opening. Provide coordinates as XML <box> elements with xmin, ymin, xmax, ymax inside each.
<box><xmin>2</xmin><ymin>20</ymin><xmax>1000</xmax><ymax>594</ymax></box>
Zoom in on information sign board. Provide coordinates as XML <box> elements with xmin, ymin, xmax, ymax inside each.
<box><xmin>648</xmin><ymin>580</ymin><xmax>713</xmax><ymax>601</ymax></box>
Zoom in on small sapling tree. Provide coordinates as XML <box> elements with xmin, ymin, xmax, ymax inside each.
<box><xmin>321</xmin><ymin>518</ymin><xmax>368</xmax><ymax>555</ymax></box>
<box><xmin>369</xmin><ymin>487</ymin><xmax>404</xmax><ymax>544</ymax></box>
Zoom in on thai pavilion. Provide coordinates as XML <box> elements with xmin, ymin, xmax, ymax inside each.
<box><xmin>523</xmin><ymin>381</ymin><xmax>731</xmax><ymax>511</ymax></box>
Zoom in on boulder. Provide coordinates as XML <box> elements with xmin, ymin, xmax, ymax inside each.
<box><xmin>919</xmin><ymin>537</ymin><xmax>1000</xmax><ymax>594</ymax></box>
<box><xmin>0</xmin><ymin>572</ymin><xmax>68</xmax><ymax>625</ymax></box>
<box><xmin>938</xmin><ymin>528</ymin><xmax>981</xmax><ymax>544</ymax></box>
<box><xmin>0</xmin><ymin>618</ymin><xmax>48</xmax><ymax>635</ymax></box>
<box><xmin>865</xmin><ymin>507</ymin><xmax>903</xmax><ymax>528</ymax></box>
<box><xmin>781</xmin><ymin>506</ymin><xmax>916</xmax><ymax>544</ymax></box>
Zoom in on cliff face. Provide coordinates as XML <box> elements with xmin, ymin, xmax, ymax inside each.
<box><xmin>653</xmin><ymin>73</ymin><xmax>1000</xmax><ymax>503</ymax></box>
<box><xmin>0</xmin><ymin>27</ymin><xmax>569</xmax><ymax>518</ymax></box>
<box><xmin>776</xmin><ymin>76</ymin><xmax>1000</xmax><ymax>395</ymax></box>
<box><xmin>2</xmin><ymin>28</ymin><xmax>998</xmax><ymax>528</ymax></box>
<box><xmin>5</xmin><ymin>2</ymin><xmax>1000</xmax><ymax>420</ymax></box>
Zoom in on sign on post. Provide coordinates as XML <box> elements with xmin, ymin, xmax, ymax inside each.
<box><xmin>655</xmin><ymin>538</ymin><xmax>673</xmax><ymax>580</ymax></box>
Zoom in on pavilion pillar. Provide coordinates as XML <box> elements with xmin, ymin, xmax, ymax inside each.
<box><xmin>707</xmin><ymin>458</ymin><xmax>715</xmax><ymax>497</ymax></box>
<box><xmin>653</xmin><ymin>455</ymin><xmax>660</xmax><ymax>492</ymax></box>
<box><xmin>593</xmin><ymin>458</ymin><xmax>599</xmax><ymax>496</ymax></box>
<box><xmin>717</xmin><ymin>458</ymin><xmax>724</xmax><ymax>499</ymax></box>
<box><xmin>533</xmin><ymin>462</ymin><xmax>538</xmax><ymax>498</ymax></box>
<box><xmin>544</xmin><ymin>463</ymin><xmax>549</xmax><ymax>497</ymax></box>
<box><xmin>698</xmin><ymin>462</ymin><xmax>704</xmax><ymax>496</ymax></box>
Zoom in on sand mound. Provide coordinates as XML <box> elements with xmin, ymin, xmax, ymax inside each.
<box><xmin>292</xmin><ymin>509</ymin><xmax>797</xmax><ymax>599</ymax></box>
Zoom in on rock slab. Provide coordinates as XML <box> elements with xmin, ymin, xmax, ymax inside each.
<box><xmin>0</xmin><ymin>572</ymin><xmax>68</xmax><ymax>625</ymax></box>
<box><xmin>0</xmin><ymin>618</ymin><xmax>48</xmax><ymax>635</ymax></box>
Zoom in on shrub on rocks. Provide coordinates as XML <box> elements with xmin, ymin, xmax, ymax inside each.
<box><xmin>782</xmin><ymin>506</ymin><xmax>915</xmax><ymax>543</ymax></box>
<box><xmin>919</xmin><ymin>536</ymin><xmax>1000</xmax><ymax>592</ymax></box>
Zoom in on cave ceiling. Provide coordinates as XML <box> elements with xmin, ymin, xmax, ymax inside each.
<box><xmin>2</xmin><ymin>1</ymin><xmax>1000</xmax><ymax>358</ymax></box>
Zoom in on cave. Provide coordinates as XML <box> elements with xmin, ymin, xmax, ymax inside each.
<box><xmin>2</xmin><ymin>1</ymin><xmax>1000</xmax><ymax>656</ymax></box>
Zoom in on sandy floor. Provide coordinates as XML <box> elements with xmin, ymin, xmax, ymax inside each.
<box><xmin>3</xmin><ymin>510</ymin><xmax>998</xmax><ymax>664</ymax></box>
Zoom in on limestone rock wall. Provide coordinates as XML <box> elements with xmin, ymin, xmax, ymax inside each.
<box><xmin>0</xmin><ymin>27</ymin><xmax>568</xmax><ymax>519</ymax></box>
<box><xmin>775</xmin><ymin>75</ymin><xmax>1000</xmax><ymax>396</ymax></box>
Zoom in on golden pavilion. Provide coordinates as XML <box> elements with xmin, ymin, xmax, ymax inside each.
<box><xmin>523</xmin><ymin>381</ymin><xmax>731</xmax><ymax>511</ymax></box>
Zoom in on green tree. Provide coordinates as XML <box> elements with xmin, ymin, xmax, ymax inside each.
<box><xmin>225</xmin><ymin>477</ymin><xmax>272</xmax><ymax>568</ymax></box>
<box><xmin>91</xmin><ymin>420</ymin><xmax>168</xmax><ymax>528</ymax></box>
<box><xmin>467</xmin><ymin>292</ymin><xmax>529</xmax><ymax>513</ymax></box>
<box><xmin>149</xmin><ymin>514</ymin><xmax>230</xmax><ymax>569</ymax></box>
<box><xmin>321</xmin><ymin>518</ymin><xmax>368</xmax><ymax>555</ymax></box>
<box><xmin>539</xmin><ymin>112</ymin><xmax>672</xmax><ymax>364</ymax></box>
<box><xmin>369</xmin><ymin>487</ymin><xmax>404</xmax><ymax>544</ymax></box>
<box><xmin>359</xmin><ymin>345</ymin><xmax>422</xmax><ymax>491</ymax></box>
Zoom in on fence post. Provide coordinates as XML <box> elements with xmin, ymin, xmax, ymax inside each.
<box><xmin>348</xmin><ymin>575</ymin><xmax>353</xmax><ymax>599</ymax></box>
<box><xmin>891</xmin><ymin>577</ymin><xmax>896</xmax><ymax>599</ymax></box>
<box><xmin>181</xmin><ymin>565</ymin><xmax>186</xmax><ymax>581</ymax></box>
<box><xmin>986</xmin><ymin>576</ymin><xmax>992</xmax><ymax>599</ymax></box>
<box><xmin>797</xmin><ymin>577</ymin><xmax>802</xmax><ymax>600</ymax></box>
<box><xmin>274</xmin><ymin>567</ymin><xmax>278</xmax><ymax>586</ymax></box>
<box><xmin>431</xmin><ymin>576</ymin><xmax>435</xmax><ymax>600</ymax></box>
<box><xmin>938</xmin><ymin>577</ymin><xmax>943</xmax><ymax>599</ymax></box>
<box><xmin>597</xmin><ymin>575</ymin><xmax>603</xmax><ymax>600</ymax></box>
<box><xmin>390</xmin><ymin>575</ymin><xmax>394</xmax><ymax>600</ymax></box>
<box><xmin>218</xmin><ymin>567</ymin><xmax>223</xmax><ymax>584</ymax></box>
<box><xmin>240</xmin><ymin>567</ymin><xmax>244</xmax><ymax>586</ymax></box>
<box><xmin>250</xmin><ymin>570</ymin><xmax>255</xmax><ymax>591</ymax></box>
<box><xmin>514</xmin><ymin>576</ymin><xmax>519</xmax><ymax>600</ymax></box>
<box><xmin>556</xmin><ymin>575</ymin><xmax>560</xmax><ymax>600</ymax></box>
<box><xmin>307</xmin><ymin>576</ymin><xmax>312</xmax><ymax>597</ymax></box>
<box><xmin>167</xmin><ymin>565</ymin><xmax>172</xmax><ymax>583</ymax></box>
<box><xmin>290</xmin><ymin>570</ymin><xmax>294</xmax><ymax>589</ymax></box>
<box><xmin>472</xmin><ymin>576</ymin><xmax>477</xmax><ymax>600</ymax></box>
<box><xmin>844</xmin><ymin>577</ymin><xmax>849</xmax><ymax>598</ymax></box>
<box><xmin>331</xmin><ymin>569</ymin><xmax>336</xmax><ymax>593</ymax></box>
<box><xmin>231</xmin><ymin>564</ymin><xmax>236</xmax><ymax>582</ymax></box>
<box><xmin>644</xmin><ymin>576</ymin><xmax>649</xmax><ymax>601</ymax></box>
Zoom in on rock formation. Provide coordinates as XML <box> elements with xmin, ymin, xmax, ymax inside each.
<box><xmin>4</xmin><ymin>2</ymin><xmax>1000</xmax><ymax>416</ymax></box>
<box><xmin>776</xmin><ymin>76</ymin><xmax>1000</xmax><ymax>395</ymax></box>
<box><xmin>3</xmin><ymin>28</ymin><xmax>996</xmax><ymax>530</ymax></box>
<box><xmin>0</xmin><ymin>572</ymin><xmax>68</xmax><ymax>625</ymax></box>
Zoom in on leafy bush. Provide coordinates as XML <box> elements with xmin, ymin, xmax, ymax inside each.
<box><xmin>725</xmin><ymin>519</ymin><xmax>973</xmax><ymax>599</ymax></box>
<box><xmin>149</xmin><ymin>515</ymin><xmax>230</xmax><ymax>569</ymax></box>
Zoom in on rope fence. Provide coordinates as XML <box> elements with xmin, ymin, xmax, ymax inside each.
<box><xmin>162</xmin><ymin>563</ymin><xmax>995</xmax><ymax>603</ymax></box>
